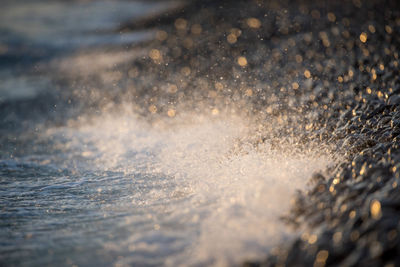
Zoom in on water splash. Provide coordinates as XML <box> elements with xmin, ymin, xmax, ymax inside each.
<box><xmin>45</xmin><ymin>109</ymin><xmax>331</xmax><ymax>266</ymax></box>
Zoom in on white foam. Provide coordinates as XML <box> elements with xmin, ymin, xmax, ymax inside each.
<box><xmin>49</xmin><ymin>111</ymin><xmax>331</xmax><ymax>266</ymax></box>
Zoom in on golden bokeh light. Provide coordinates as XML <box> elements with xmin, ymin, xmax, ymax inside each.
<box><xmin>156</xmin><ymin>30</ymin><xmax>168</xmax><ymax>41</ymax></box>
<box><xmin>385</xmin><ymin>25</ymin><xmax>393</xmax><ymax>34</ymax></box>
<box><xmin>314</xmin><ymin>250</ymin><xmax>329</xmax><ymax>267</ymax></box>
<box><xmin>149</xmin><ymin>49</ymin><xmax>162</xmax><ymax>61</ymax></box>
<box><xmin>359</xmin><ymin>32</ymin><xmax>367</xmax><ymax>43</ymax></box>
<box><xmin>167</xmin><ymin>109</ymin><xmax>176</xmax><ymax>117</ymax></box>
<box><xmin>327</xmin><ymin>12</ymin><xmax>336</xmax><ymax>22</ymax></box>
<box><xmin>148</xmin><ymin>105</ymin><xmax>157</xmax><ymax>114</ymax></box>
<box><xmin>368</xmin><ymin>25</ymin><xmax>376</xmax><ymax>33</ymax></box>
<box><xmin>349</xmin><ymin>210</ymin><xmax>356</xmax><ymax>219</ymax></box>
<box><xmin>227</xmin><ymin>33</ymin><xmax>237</xmax><ymax>44</ymax></box>
<box><xmin>247</xmin><ymin>18</ymin><xmax>261</xmax><ymax>28</ymax></box>
<box><xmin>370</xmin><ymin>200</ymin><xmax>382</xmax><ymax>219</ymax></box>
<box><xmin>245</xmin><ymin>89</ymin><xmax>253</xmax><ymax>96</ymax></box>
<box><xmin>230</xmin><ymin>28</ymin><xmax>242</xmax><ymax>37</ymax></box>
<box><xmin>308</xmin><ymin>234</ymin><xmax>318</xmax><ymax>244</ymax></box>
<box><xmin>237</xmin><ymin>56</ymin><xmax>248</xmax><ymax>67</ymax></box>
<box><xmin>175</xmin><ymin>18</ymin><xmax>187</xmax><ymax>31</ymax></box>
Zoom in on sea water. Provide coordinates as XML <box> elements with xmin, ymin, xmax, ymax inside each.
<box><xmin>0</xmin><ymin>1</ymin><xmax>331</xmax><ymax>266</ymax></box>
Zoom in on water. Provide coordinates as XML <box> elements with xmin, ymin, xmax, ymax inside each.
<box><xmin>0</xmin><ymin>0</ymin><xmax>176</xmax><ymax>103</ymax></box>
<box><xmin>0</xmin><ymin>1</ymin><xmax>332</xmax><ymax>266</ymax></box>
<box><xmin>0</xmin><ymin>0</ymin><xmax>173</xmax><ymax>50</ymax></box>
<box><xmin>1</xmin><ymin>111</ymin><xmax>330</xmax><ymax>266</ymax></box>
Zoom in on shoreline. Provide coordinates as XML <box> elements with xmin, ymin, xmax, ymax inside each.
<box><xmin>1</xmin><ymin>0</ymin><xmax>399</xmax><ymax>266</ymax></box>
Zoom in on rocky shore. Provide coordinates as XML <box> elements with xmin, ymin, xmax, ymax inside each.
<box><xmin>1</xmin><ymin>0</ymin><xmax>399</xmax><ymax>265</ymax></box>
<box><xmin>110</xmin><ymin>0</ymin><xmax>400</xmax><ymax>265</ymax></box>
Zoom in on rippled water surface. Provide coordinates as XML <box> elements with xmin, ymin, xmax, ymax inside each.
<box><xmin>1</xmin><ymin>1</ymin><xmax>332</xmax><ymax>266</ymax></box>
<box><xmin>1</xmin><ymin>112</ymin><xmax>331</xmax><ymax>266</ymax></box>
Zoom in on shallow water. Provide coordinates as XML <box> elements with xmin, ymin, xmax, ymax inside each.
<box><xmin>1</xmin><ymin>111</ymin><xmax>331</xmax><ymax>266</ymax></box>
<box><xmin>1</xmin><ymin>1</ymin><xmax>332</xmax><ymax>266</ymax></box>
<box><xmin>0</xmin><ymin>0</ymin><xmax>174</xmax><ymax>103</ymax></box>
